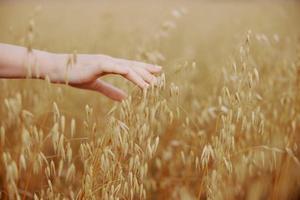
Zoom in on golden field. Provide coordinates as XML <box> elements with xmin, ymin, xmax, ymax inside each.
<box><xmin>0</xmin><ymin>0</ymin><xmax>300</xmax><ymax>199</ymax></box>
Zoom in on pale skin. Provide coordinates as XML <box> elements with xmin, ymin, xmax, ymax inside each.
<box><xmin>0</xmin><ymin>43</ymin><xmax>162</xmax><ymax>101</ymax></box>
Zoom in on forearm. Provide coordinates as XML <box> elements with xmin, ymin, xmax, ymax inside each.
<box><xmin>0</xmin><ymin>43</ymin><xmax>56</xmax><ymax>79</ymax></box>
<box><xmin>0</xmin><ymin>43</ymin><xmax>161</xmax><ymax>101</ymax></box>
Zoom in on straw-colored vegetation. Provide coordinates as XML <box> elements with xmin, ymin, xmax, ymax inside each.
<box><xmin>0</xmin><ymin>1</ymin><xmax>300</xmax><ymax>199</ymax></box>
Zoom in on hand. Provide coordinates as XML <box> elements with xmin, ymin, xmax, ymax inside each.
<box><xmin>45</xmin><ymin>53</ymin><xmax>162</xmax><ymax>101</ymax></box>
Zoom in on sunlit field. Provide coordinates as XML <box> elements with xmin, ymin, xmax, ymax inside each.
<box><xmin>1</xmin><ymin>0</ymin><xmax>300</xmax><ymax>199</ymax></box>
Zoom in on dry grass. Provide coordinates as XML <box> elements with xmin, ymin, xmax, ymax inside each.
<box><xmin>0</xmin><ymin>0</ymin><xmax>300</xmax><ymax>199</ymax></box>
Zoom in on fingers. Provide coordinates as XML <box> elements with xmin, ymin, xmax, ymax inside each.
<box><xmin>95</xmin><ymin>56</ymin><xmax>162</xmax><ymax>89</ymax></box>
<box><xmin>72</xmin><ymin>79</ymin><xmax>127</xmax><ymax>102</ymax></box>
<box><xmin>112</xmin><ymin>58</ymin><xmax>161</xmax><ymax>85</ymax></box>
<box><xmin>98</xmin><ymin>60</ymin><xmax>129</xmax><ymax>75</ymax></box>
<box><xmin>137</xmin><ymin>62</ymin><xmax>162</xmax><ymax>73</ymax></box>
<box><xmin>98</xmin><ymin>60</ymin><xmax>149</xmax><ymax>89</ymax></box>
<box><xmin>116</xmin><ymin>58</ymin><xmax>162</xmax><ymax>73</ymax></box>
<box><xmin>122</xmin><ymin>68</ymin><xmax>150</xmax><ymax>89</ymax></box>
<box><xmin>134</xmin><ymin>67</ymin><xmax>157</xmax><ymax>85</ymax></box>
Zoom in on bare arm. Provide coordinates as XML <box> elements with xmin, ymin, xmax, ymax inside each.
<box><xmin>0</xmin><ymin>43</ymin><xmax>52</xmax><ymax>79</ymax></box>
<box><xmin>0</xmin><ymin>43</ymin><xmax>161</xmax><ymax>101</ymax></box>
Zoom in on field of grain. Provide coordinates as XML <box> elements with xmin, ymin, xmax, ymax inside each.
<box><xmin>1</xmin><ymin>0</ymin><xmax>300</xmax><ymax>199</ymax></box>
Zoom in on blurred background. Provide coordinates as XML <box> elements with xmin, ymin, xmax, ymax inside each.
<box><xmin>0</xmin><ymin>0</ymin><xmax>300</xmax><ymax>199</ymax></box>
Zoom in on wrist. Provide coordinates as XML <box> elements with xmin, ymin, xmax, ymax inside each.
<box><xmin>39</xmin><ymin>52</ymin><xmax>65</xmax><ymax>83</ymax></box>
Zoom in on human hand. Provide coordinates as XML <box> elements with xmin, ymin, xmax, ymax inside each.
<box><xmin>44</xmin><ymin>53</ymin><xmax>162</xmax><ymax>101</ymax></box>
<box><xmin>0</xmin><ymin>44</ymin><xmax>161</xmax><ymax>101</ymax></box>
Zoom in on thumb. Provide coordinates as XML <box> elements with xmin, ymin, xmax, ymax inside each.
<box><xmin>72</xmin><ymin>79</ymin><xmax>127</xmax><ymax>102</ymax></box>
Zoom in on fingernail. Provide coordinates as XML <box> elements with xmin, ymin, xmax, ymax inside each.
<box><xmin>144</xmin><ymin>83</ymin><xmax>150</xmax><ymax>89</ymax></box>
<box><xmin>151</xmin><ymin>77</ymin><xmax>158</xmax><ymax>85</ymax></box>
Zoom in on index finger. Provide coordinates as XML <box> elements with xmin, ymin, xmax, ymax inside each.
<box><xmin>115</xmin><ymin>58</ymin><xmax>162</xmax><ymax>73</ymax></box>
